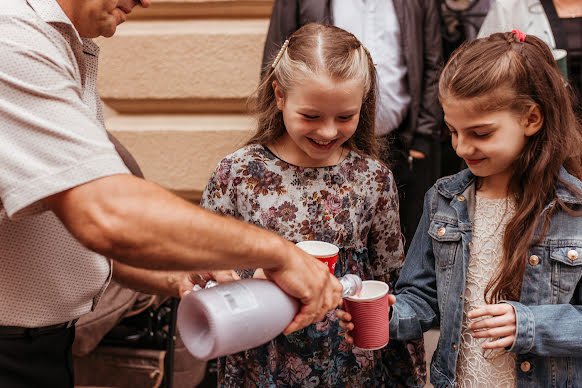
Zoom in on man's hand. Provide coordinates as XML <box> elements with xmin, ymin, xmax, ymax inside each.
<box><xmin>264</xmin><ymin>244</ymin><xmax>342</xmax><ymax>335</ymax></box>
<box><xmin>468</xmin><ymin>303</ymin><xmax>517</xmax><ymax>349</ymax></box>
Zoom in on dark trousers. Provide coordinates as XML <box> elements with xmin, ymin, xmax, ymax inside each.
<box><xmin>382</xmin><ymin>131</ymin><xmax>440</xmax><ymax>253</ymax></box>
<box><xmin>0</xmin><ymin>326</ymin><xmax>75</xmax><ymax>388</ymax></box>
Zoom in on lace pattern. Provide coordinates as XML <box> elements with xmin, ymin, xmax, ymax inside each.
<box><xmin>455</xmin><ymin>195</ymin><xmax>517</xmax><ymax>388</ymax></box>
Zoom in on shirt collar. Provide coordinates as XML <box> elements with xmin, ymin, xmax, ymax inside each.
<box><xmin>27</xmin><ymin>0</ymin><xmax>83</xmax><ymax>44</ymax></box>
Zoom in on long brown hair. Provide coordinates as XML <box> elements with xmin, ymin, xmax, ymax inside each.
<box><xmin>439</xmin><ymin>32</ymin><xmax>582</xmax><ymax>302</ymax></box>
<box><xmin>247</xmin><ymin>23</ymin><xmax>379</xmax><ymax>159</ymax></box>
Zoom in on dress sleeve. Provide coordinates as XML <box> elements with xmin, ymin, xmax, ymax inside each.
<box><xmin>368</xmin><ymin>166</ymin><xmax>405</xmax><ymax>286</ymax></box>
<box><xmin>200</xmin><ymin>155</ymin><xmax>240</xmax><ymax>218</ymax></box>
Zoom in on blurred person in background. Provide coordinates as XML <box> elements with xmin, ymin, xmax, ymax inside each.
<box><xmin>479</xmin><ymin>0</ymin><xmax>582</xmax><ymax>106</ymax></box>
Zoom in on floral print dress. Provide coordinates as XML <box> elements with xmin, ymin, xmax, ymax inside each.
<box><xmin>201</xmin><ymin>144</ymin><xmax>425</xmax><ymax>388</ymax></box>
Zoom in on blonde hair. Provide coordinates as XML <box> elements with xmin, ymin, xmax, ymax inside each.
<box><xmin>247</xmin><ymin>23</ymin><xmax>379</xmax><ymax>159</ymax></box>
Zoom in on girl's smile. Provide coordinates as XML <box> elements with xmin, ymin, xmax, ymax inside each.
<box><xmin>464</xmin><ymin>158</ymin><xmax>486</xmax><ymax>166</ymax></box>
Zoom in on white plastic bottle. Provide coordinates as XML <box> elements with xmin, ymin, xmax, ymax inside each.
<box><xmin>177</xmin><ymin>274</ymin><xmax>362</xmax><ymax>360</ymax></box>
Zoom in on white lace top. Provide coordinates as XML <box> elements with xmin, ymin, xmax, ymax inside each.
<box><xmin>455</xmin><ymin>195</ymin><xmax>517</xmax><ymax>388</ymax></box>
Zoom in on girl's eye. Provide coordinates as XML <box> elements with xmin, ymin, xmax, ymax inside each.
<box><xmin>474</xmin><ymin>132</ymin><xmax>491</xmax><ymax>138</ymax></box>
<box><xmin>301</xmin><ymin>114</ymin><xmax>318</xmax><ymax>119</ymax></box>
<box><xmin>447</xmin><ymin>127</ymin><xmax>457</xmax><ymax>135</ymax></box>
<box><xmin>338</xmin><ymin>115</ymin><xmax>354</xmax><ymax>121</ymax></box>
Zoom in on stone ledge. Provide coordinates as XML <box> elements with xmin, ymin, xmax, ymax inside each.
<box><xmin>96</xmin><ymin>19</ymin><xmax>268</xmax><ymax>111</ymax></box>
<box><xmin>130</xmin><ymin>0</ymin><xmax>274</xmax><ymax>19</ymax></box>
<box><xmin>107</xmin><ymin>114</ymin><xmax>255</xmax><ymax>200</ymax></box>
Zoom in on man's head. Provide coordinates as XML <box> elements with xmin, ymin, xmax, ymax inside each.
<box><xmin>57</xmin><ymin>0</ymin><xmax>151</xmax><ymax>38</ymax></box>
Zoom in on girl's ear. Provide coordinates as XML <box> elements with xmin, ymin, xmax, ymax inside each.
<box><xmin>524</xmin><ymin>105</ymin><xmax>543</xmax><ymax>137</ymax></box>
<box><xmin>273</xmin><ymin>81</ymin><xmax>285</xmax><ymax>111</ymax></box>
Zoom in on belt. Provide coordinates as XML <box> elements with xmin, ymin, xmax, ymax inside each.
<box><xmin>0</xmin><ymin>319</ymin><xmax>77</xmax><ymax>339</ymax></box>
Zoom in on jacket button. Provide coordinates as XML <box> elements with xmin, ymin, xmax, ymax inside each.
<box><xmin>520</xmin><ymin>361</ymin><xmax>531</xmax><ymax>372</ymax></box>
<box><xmin>460</xmin><ymin>294</ymin><xmax>463</xmax><ymax>300</ymax></box>
<box><xmin>437</xmin><ymin>227</ymin><xmax>446</xmax><ymax>236</ymax></box>
<box><xmin>568</xmin><ymin>250</ymin><xmax>579</xmax><ymax>261</ymax></box>
<box><xmin>452</xmin><ymin>343</ymin><xmax>457</xmax><ymax>350</ymax></box>
<box><xmin>468</xmin><ymin>242</ymin><xmax>473</xmax><ymax>250</ymax></box>
<box><xmin>529</xmin><ymin>255</ymin><xmax>539</xmax><ymax>266</ymax></box>
<box><xmin>458</xmin><ymin>196</ymin><xmax>466</xmax><ymax>202</ymax></box>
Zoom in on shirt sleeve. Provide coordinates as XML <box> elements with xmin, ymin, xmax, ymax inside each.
<box><xmin>368</xmin><ymin>165</ymin><xmax>405</xmax><ymax>285</ymax></box>
<box><xmin>0</xmin><ymin>17</ymin><xmax>129</xmax><ymax>218</ymax></box>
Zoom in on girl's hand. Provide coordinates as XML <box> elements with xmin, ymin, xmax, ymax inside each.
<box><xmin>336</xmin><ymin>300</ymin><xmax>355</xmax><ymax>344</ymax></box>
<box><xmin>253</xmin><ymin>268</ymin><xmax>267</xmax><ymax>279</ymax></box>
<box><xmin>206</xmin><ymin>270</ymin><xmax>241</xmax><ymax>284</ymax></box>
<box><xmin>468</xmin><ymin>303</ymin><xmax>516</xmax><ymax>349</ymax></box>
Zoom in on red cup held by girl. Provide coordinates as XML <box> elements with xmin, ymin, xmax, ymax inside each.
<box><xmin>295</xmin><ymin>241</ymin><xmax>339</xmax><ymax>274</ymax></box>
<box><xmin>344</xmin><ymin>280</ymin><xmax>391</xmax><ymax>350</ymax></box>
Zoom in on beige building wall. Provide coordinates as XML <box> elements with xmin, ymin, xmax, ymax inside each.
<box><xmin>96</xmin><ymin>0</ymin><xmax>274</xmax><ymax>202</ymax></box>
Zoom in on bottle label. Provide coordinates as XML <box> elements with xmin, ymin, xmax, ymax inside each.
<box><xmin>217</xmin><ymin>282</ymin><xmax>259</xmax><ymax>314</ymax></box>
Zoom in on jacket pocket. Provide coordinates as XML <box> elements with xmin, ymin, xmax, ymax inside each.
<box><xmin>549</xmin><ymin>246</ymin><xmax>582</xmax><ymax>299</ymax></box>
<box><xmin>428</xmin><ymin>221</ymin><xmax>462</xmax><ymax>269</ymax></box>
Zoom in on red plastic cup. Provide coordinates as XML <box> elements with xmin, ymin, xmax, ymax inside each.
<box><xmin>295</xmin><ymin>241</ymin><xmax>339</xmax><ymax>274</ymax></box>
<box><xmin>344</xmin><ymin>280</ymin><xmax>390</xmax><ymax>350</ymax></box>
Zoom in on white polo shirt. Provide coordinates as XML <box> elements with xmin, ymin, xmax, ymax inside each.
<box><xmin>0</xmin><ymin>0</ymin><xmax>130</xmax><ymax>327</ymax></box>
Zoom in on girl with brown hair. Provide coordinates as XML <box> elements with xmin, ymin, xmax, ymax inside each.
<box><xmin>202</xmin><ymin>23</ymin><xmax>424</xmax><ymax>387</ymax></box>
<box><xmin>340</xmin><ymin>30</ymin><xmax>582</xmax><ymax>388</ymax></box>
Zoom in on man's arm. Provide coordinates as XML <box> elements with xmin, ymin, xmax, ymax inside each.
<box><xmin>43</xmin><ymin>174</ymin><xmax>342</xmax><ymax>333</ymax></box>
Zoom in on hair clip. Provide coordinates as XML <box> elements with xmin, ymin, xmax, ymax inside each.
<box><xmin>511</xmin><ymin>29</ymin><xmax>526</xmax><ymax>42</ymax></box>
<box><xmin>272</xmin><ymin>39</ymin><xmax>290</xmax><ymax>69</ymax></box>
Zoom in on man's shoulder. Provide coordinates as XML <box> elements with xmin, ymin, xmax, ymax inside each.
<box><xmin>0</xmin><ymin>4</ymin><xmax>74</xmax><ymax>71</ymax></box>
<box><xmin>1</xmin><ymin>0</ymin><xmax>41</xmax><ymax>25</ymax></box>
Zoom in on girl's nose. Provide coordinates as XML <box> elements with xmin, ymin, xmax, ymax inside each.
<box><xmin>318</xmin><ymin>120</ymin><xmax>338</xmax><ymax>138</ymax></box>
<box><xmin>454</xmin><ymin>135</ymin><xmax>474</xmax><ymax>158</ymax></box>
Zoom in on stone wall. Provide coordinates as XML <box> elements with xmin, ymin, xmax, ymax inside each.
<box><xmin>96</xmin><ymin>0</ymin><xmax>273</xmax><ymax>201</ymax></box>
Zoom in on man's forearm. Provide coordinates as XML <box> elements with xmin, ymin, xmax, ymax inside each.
<box><xmin>44</xmin><ymin>174</ymin><xmax>288</xmax><ymax>272</ymax></box>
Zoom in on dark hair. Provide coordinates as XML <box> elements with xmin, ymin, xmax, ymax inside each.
<box><xmin>247</xmin><ymin>23</ymin><xmax>379</xmax><ymax>159</ymax></box>
<box><xmin>439</xmin><ymin>32</ymin><xmax>582</xmax><ymax>303</ymax></box>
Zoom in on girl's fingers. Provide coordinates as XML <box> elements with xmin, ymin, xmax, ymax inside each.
<box><xmin>471</xmin><ymin>325</ymin><xmax>516</xmax><ymax>339</ymax></box>
<box><xmin>469</xmin><ymin>314</ymin><xmax>515</xmax><ymax>331</ymax></box>
<box><xmin>467</xmin><ymin>304</ymin><xmax>513</xmax><ymax>320</ymax></box>
<box><xmin>336</xmin><ymin>309</ymin><xmax>352</xmax><ymax>322</ymax></box>
<box><xmin>338</xmin><ymin>320</ymin><xmax>354</xmax><ymax>331</ymax></box>
<box><xmin>388</xmin><ymin>294</ymin><xmax>397</xmax><ymax>305</ymax></box>
<box><xmin>482</xmin><ymin>336</ymin><xmax>515</xmax><ymax>350</ymax></box>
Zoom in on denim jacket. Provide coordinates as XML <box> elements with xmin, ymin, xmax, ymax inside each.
<box><xmin>390</xmin><ymin>168</ymin><xmax>582</xmax><ymax>388</ymax></box>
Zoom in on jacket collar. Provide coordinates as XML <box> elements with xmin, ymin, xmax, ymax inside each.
<box><xmin>435</xmin><ymin>169</ymin><xmax>475</xmax><ymax>198</ymax></box>
<box><xmin>556</xmin><ymin>167</ymin><xmax>582</xmax><ymax>205</ymax></box>
<box><xmin>436</xmin><ymin>167</ymin><xmax>582</xmax><ymax>205</ymax></box>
